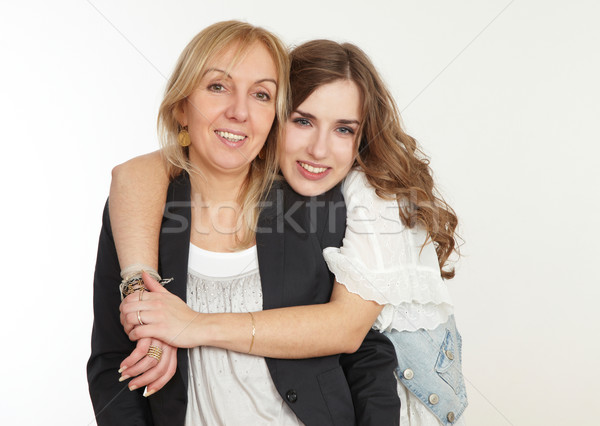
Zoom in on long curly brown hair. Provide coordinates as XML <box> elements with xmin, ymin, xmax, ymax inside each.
<box><xmin>289</xmin><ymin>40</ymin><xmax>459</xmax><ymax>279</ymax></box>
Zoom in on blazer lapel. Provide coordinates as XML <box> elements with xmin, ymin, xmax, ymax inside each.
<box><xmin>158</xmin><ymin>172</ymin><xmax>192</xmax><ymax>388</ymax></box>
<box><xmin>257</xmin><ymin>181</ymin><xmax>285</xmax><ymax>311</ymax></box>
<box><xmin>257</xmin><ymin>181</ymin><xmax>311</xmax><ymax>311</ymax></box>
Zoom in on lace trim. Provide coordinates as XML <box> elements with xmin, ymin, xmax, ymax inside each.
<box><xmin>324</xmin><ymin>247</ymin><xmax>454</xmax><ymax>332</ymax></box>
<box><xmin>375</xmin><ymin>302</ymin><xmax>452</xmax><ymax>332</ymax></box>
<box><xmin>323</xmin><ymin>248</ymin><xmax>453</xmax><ymax>306</ymax></box>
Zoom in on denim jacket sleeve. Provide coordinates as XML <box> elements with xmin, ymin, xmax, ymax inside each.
<box><xmin>384</xmin><ymin>315</ymin><xmax>468</xmax><ymax>425</ymax></box>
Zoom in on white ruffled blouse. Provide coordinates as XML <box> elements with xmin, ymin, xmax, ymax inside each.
<box><xmin>323</xmin><ymin>170</ymin><xmax>464</xmax><ymax>426</ymax></box>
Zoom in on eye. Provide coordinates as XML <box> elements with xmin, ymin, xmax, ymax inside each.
<box><xmin>208</xmin><ymin>83</ymin><xmax>226</xmax><ymax>92</ymax></box>
<box><xmin>293</xmin><ymin>117</ymin><xmax>311</xmax><ymax>127</ymax></box>
<box><xmin>254</xmin><ymin>91</ymin><xmax>271</xmax><ymax>102</ymax></box>
<box><xmin>336</xmin><ymin>127</ymin><xmax>355</xmax><ymax>135</ymax></box>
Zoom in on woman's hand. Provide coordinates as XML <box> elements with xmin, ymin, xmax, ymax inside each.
<box><xmin>120</xmin><ymin>272</ymin><xmax>203</xmax><ymax>348</ymax></box>
<box><xmin>118</xmin><ymin>337</ymin><xmax>178</xmax><ymax>396</ymax></box>
<box><xmin>118</xmin><ymin>275</ymin><xmax>180</xmax><ymax>396</ymax></box>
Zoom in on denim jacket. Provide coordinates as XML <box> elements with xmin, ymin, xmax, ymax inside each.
<box><xmin>383</xmin><ymin>315</ymin><xmax>468</xmax><ymax>425</ymax></box>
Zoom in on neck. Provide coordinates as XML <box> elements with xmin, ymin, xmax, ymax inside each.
<box><xmin>188</xmin><ymin>168</ymin><xmax>252</xmax><ymax>252</ymax></box>
<box><xmin>188</xmin><ymin>167</ymin><xmax>249</xmax><ymax>204</ymax></box>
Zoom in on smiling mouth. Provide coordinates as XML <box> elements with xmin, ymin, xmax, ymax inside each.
<box><xmin>215</xmin><ymin>130</ymin><xmax>247</xmax><ymax>143</ymax></box>
<box><xmin>298</xmin><ymin>161</ymin><xmax>329</xmax><ymax>174</ymax></box>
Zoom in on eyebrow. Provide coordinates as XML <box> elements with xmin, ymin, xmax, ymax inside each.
<box><xmin>203</xmin><ymin>68</ymin><xmax>277</xmax><ymax>86</ymax></box>
<box><xmin>295</xmin><ymin>109</ymin><xmax>360</xmax><ymax>126</ymax></box>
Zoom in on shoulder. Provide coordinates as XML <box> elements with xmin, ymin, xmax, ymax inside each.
<box><xmin>341</xmin><ymin>168</ymin><xmax>368</xmax><ymax>196</ymax></box>
<box><xmin>341</xmin><ymin>169</ymin><xmax>391</xmax><ymax>209</ymax></box>
<box><xmin>342</xmin><ymin>169</ymin><xmax>405</xmax><ymax>228</ymax></box>
<box><xmin>111</xmin><ymin>150</ymin><xmax>167</xmax><ymax>182</ymax></box>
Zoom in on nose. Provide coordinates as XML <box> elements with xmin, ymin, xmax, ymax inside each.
<box><xmin>306</xmin><ymin>129</ymin><xmax>329</xmax><ymax>160</ymax></box>
<box><xmin>225</xmin><ymin>91</ymin><xmax>249</xmax><ymax>122</ymax></box>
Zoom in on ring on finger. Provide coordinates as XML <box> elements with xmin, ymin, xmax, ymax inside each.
<box><xmin>137</xmin><ymin>310</ymin><xmax>144</xmax><ymax>326</ymax></box>
<box><xmin>147</xmin><ymin>345</ymin><xmax>163</xmax><ymax>362</ymax></box>
<box><xmin>139</xmin><ymin>287</ymin><xmax>145</xmax><ymax>301</ymax></box>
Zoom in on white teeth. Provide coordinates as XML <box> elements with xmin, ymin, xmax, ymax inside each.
<box><xmin>216</xmin><ymin>131</ymin><xmax>245</xmax><ymax>142</ymax></box>
<box><xmin>299</xmin><ymin>162</ymin><xmax>327</xmax><ymax>174</ymax></box>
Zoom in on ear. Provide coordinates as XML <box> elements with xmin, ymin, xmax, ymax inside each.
<box><xmin>173</xmin><ymin>100</ymin><xmax>188</xmax><ymax>127</ymax></box>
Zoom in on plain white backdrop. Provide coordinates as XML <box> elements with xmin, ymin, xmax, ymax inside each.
<box><xmin>1</xmin><ymin>0</ymin><xmax>598</xmax><ymax>424</ymax></box>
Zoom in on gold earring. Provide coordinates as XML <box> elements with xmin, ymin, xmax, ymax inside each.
<box><xmin>178</xmin><ymin>126</ymin><xmax>191</xmax><ymax>147</ymax></box>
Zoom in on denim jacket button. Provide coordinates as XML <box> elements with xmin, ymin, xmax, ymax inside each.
<box><xmin>445</xmin><ymin>350</ymin><xmax>455</xmax><ymax>360</ymax></box>
<box><xmin>403</xmin><ymin>368</ymin><xmax>414</xmax><ymax>380</ymax></box>
<box><xmin>447</xmin><ymin>411</ymin><xmax>456</xmax><ymax>422</ymax></box>
<box><xmin>428</xmin><ymin>393</ymin><xmax>439</xmax><ymax>405</ymax></box>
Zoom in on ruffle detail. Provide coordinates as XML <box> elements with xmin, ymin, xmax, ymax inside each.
<box><xmin>323</xmin><ymin>247</ymin><xmax>453</xmax><ymax>306</ymax></box>
<box><xmin>375</xmin><ymin>302</ymin><xmax>452</xmax><ymax>332</ymax></box>
<box><xmin>323</xmin><ymin>247</ymin><xmax>454</xmax><ymax>332</ymax></box>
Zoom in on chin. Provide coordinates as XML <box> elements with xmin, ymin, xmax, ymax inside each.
<box><xmin>289</xmin><ymin>180</ymin><xmax>329</xmax><ymax>197</ymax></box>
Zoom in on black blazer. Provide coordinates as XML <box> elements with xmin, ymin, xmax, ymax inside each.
<box><xmin>88</xmin><ymin>173</ymin><xmax>399</xmax><ymax>426</ymax></box>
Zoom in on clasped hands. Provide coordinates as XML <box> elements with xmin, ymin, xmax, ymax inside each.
<box><xmin>118</xmin><ymin>272</ymin><xmax>201</xmax><ymax>396</ymax></box>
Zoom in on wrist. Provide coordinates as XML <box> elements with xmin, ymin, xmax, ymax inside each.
<box><xmin>196</xmin><ymin>314</ymin><xmax>224</xmax><ymax>348</ymax></box>
<box><xmin>181</xmin><ymin>311</ymin><xmax>210</xmax><ymax>348</ymax></box>
<box><xmin>195</xmin><ymin>313</ymin><xmax>248</xmax><ymax>352</ymax></box>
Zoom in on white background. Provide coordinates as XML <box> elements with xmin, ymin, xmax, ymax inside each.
<box><xmin>1</xmin><ymin>0</ymin><xmax>598</xmax><ymax>425</ymax></box>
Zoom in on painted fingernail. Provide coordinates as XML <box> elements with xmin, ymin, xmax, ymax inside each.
<box><xmin>129</xmin><ymin>385</ymin><xmax>138</xmax><ymax>391</ymax></box>
<box><xmin>119</xmin><ymin>375</ymin><xmax>130</xmax><ymax>382</ymax></box>
<box><xmin>143</xmin><ymin>388</ymin><xmax>155</xmax><ymax>398</ymax></box>
<box><xmin>118</xmin><ymin>366</ymin><xmax>127</xmax><ymax>374</ymax></box>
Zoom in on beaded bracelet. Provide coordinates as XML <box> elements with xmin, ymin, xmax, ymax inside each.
<box><xmin>119</xmin><ymin>273</ymin><xmax>174</xmax><ymax>300</ymax></box>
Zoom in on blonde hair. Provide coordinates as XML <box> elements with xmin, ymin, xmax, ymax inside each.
<box><xmin>157</xmin><ymin>21</ymin><xmax>290</xmax><ymax>248</ymax></box>
<box><xmin>290</xmin><ymin>40</ymin><xmax>459</xmax><ymax>278</ymax></box>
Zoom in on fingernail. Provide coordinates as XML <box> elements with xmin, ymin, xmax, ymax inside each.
<box><xmin>129</xmin><ymin>385</ymin><xmax>138</xmax><ymax>391</ymax></box>
<box><xmin>143</xmin><ymin>387</ymin><xmax>155</xmax><ymax>397</ymax></box>
<box><xmin>118</xmin><ymin>366</ymin><xmax>127</xmax><ymax>373</ymax></box>
<box><xmin>119</xmin><ymin>375</ymin><xmax>130</xmax><ymax>382</ymax></box>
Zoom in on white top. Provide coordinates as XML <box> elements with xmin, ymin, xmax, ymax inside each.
<box><xmin>184</xmin><ymin>244</ymin><xmax>303</xmax><ymax>426</ymax></box>
<box><xmin>323</xmin><ymin>170</ymin><xmax>464</xmax><ymax>426</ymax></box>
<box><xmin>187</xmin><ymin>243</ymin><xmax>260</xmax><ymax>278</ymax></box>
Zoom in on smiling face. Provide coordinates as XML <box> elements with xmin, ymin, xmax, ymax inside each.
<box><xmin>179</xmin><ymin>41</ymin><xmax>278</xmax><ymax>177</ymax></box>
<box><xmin>279</xmin><ymin>79</ymin><xmax>362</xmax><ymax>196</ymax></box>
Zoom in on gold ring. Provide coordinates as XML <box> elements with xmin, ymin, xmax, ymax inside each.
<box><xmin>147</xmin><ymin>345</ymin><xmax>163</xmax><ymax>362</ymax></box>
<box><xmin>139</xmin><ymin>287</ymin><xmax>145</xmax><ymax>301</ymax></box>
<box><xmin>137</xmin><ymin>310</ymin><xmax>144</xmax><ymax>326</ymax></box>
